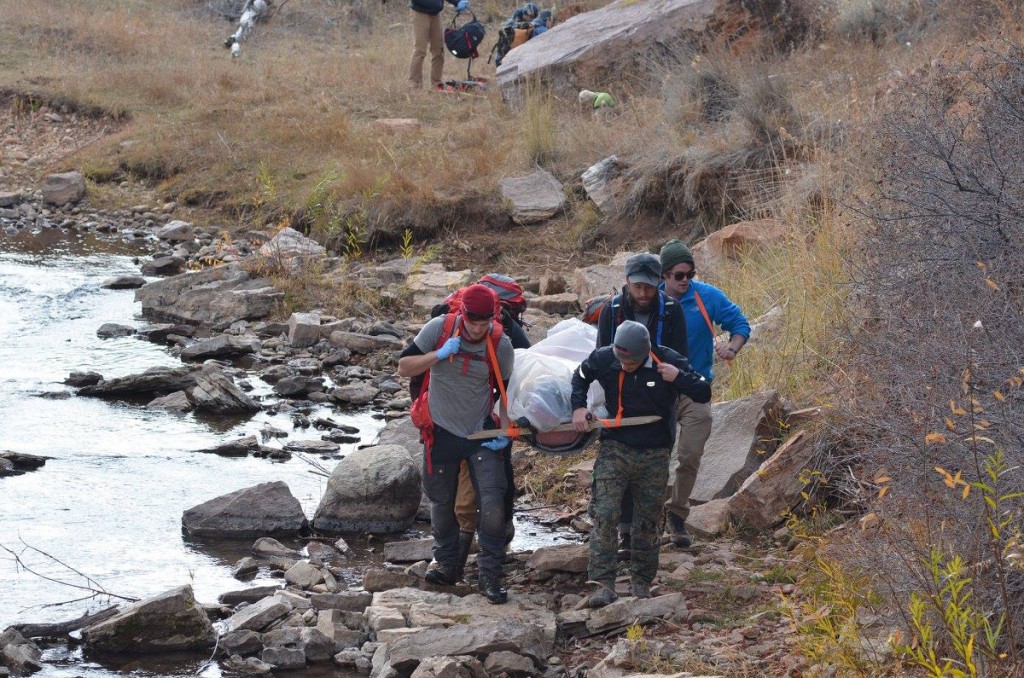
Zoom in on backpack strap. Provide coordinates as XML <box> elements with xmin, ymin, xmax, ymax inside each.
<box><xmin>656</xmin><ymin>293</ymin><xmax>665</xmax><ymax>347</ymax></box>
<box><xmin>609</xmin><ymin>295</ymin><xmax>622</xmax><ymax>343</ymax></box>
<box><xmin>693</xmin><ymin>290</ymin><xmax>732</xmax><ymax>365</ymax></box>
<box><xmin>419</xmin><ymin>313</ymin><xmax>461</xmax><ymax>474</ymax></box>
<box><xmin>484</xmin><ymin>333</ymin><xmax>519</xmax><ymax>439</ymax></box>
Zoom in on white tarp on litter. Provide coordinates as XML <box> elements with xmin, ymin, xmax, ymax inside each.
<box><xmin>506</xmin><ymin>319</ymin><xmax>606</xmax><ymax>431</ymax></box>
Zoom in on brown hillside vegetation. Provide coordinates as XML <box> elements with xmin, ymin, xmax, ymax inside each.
<box><xmin>3</xmin><ymin>0</ymin><xmax>1024</xmax><ymax>674</ymax></box>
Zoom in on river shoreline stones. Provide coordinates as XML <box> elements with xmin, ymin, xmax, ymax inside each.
<box><xmin>312</xmin><ymin>444</ymin><xmax>420</xmax><ymax>533</ymax></box>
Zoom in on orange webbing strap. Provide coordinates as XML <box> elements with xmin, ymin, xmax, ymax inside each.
<box><xmin>600</xmin><ymin>352</ymin><xmax>662</xmax><ymax>428</ymax></box>
<box><xmin>599</xmin><ymin>370</ymin><xmax>625</xmax><ymax>428</ymax></box>
<box><xmin>693</xmin><ymin>290</ymin><xmax>731</xmax><ymax>365</ymax></box>
<box><xmin>484</xmin><ymin>335</ymin><xmax>520</xmax><ymax>438</ymax></box>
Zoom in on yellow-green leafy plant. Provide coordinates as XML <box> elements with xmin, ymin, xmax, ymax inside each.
<box><xmin>401</xmin><ymin>227</ymin><xmax>414</xmax><ymax>259</ymax></box>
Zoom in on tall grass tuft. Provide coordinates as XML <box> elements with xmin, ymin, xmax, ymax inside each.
<box><xmin>521</xmin><ymin>77</ymin><xmax>556</xmax><ymax>166</ymax></box>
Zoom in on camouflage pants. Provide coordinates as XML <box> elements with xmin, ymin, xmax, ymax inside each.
<box><xmin>589</xmin><ymin>439</ymin><xmax>671</xmax><ymax>587</ymax></box>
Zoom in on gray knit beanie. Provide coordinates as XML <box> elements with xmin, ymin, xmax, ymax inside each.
<box><xmin>613</xmin><ymin>320</ymin><xmax>651</xmax><ymax>362</ymax></box>
<box><xmin>659</xmin><ymin>238</ymin><xmax>695</xmax><ymax>274</ymax></box>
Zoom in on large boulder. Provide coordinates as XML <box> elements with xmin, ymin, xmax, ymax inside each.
<box><xmin>135</xmin><ymin>263</ymin><xmax>284</xmax><ymax>325</ymax></box>
<box><xmin>406</xmin><ymin>265</ymin><xmax>473</xmax><ymax>315</ymax></box>
<box><xmin>81</xmin><ymin>585</ymin><xmax>216</xmax><ymax>654</ymax></box>
<box><xmin>497</xmin><ymin>0</ymin><xmax>804</xmax><ymax>102</ymax></box>
<box><xmin>41</xmin><ymin>171</ymin><xmax>85</xmax><ymax>206</ymax></box>
<box><xmin>182</xmin><ymin>481</ymin><xmax>308</xmax><ymax>537</ymax></box>
<box><xmin>387</xmin><ymin>621</ymin><xmax>551</xmax><ymax>671</ymax></box>
<box><xmin>312</xmin><ymin>444</ymin><xmax>421</xmax><ymax>533</ymax></box>
<box><xmin>672</xmin><ymin>390</ymin><xmax>782</xmax><ymax>503</ymax></box>
<box><xmin>691</xmin><ymin>218</ymin><xmax>787</xmax><ymax>271</ymax></box>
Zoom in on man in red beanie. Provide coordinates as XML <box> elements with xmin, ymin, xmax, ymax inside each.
<box><xmin>398</xmin><ymin>284</ymin><xmax>516</xmax><ymax>604</ymax></box>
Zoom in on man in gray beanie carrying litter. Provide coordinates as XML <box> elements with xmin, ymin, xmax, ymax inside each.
<box><xmin>570</xmin><ymin>321</ymin><xmax>710</xmax><ymax>607</ymax></box>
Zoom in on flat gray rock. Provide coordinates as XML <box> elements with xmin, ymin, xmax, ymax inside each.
<box><xmin>182</xmin><ymin>480</ymin><xmax>307</xmax><ymax>538</ymax></box>
<box><xmin>82</xmin><ymin>585</ymin><xmax>216</xmax><ymax>654</ymax></box>
<box><xmin>499</xmin><ymin>169</ymin><xmax>566</xmax><ymax>225</ymax></box>
<box><xmin>312</xmin><ymin>445</ymin><xmax>420</xmax><ymax>533</ymax></box>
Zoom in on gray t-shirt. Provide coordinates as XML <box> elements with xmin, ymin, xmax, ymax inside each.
<box><xmin>413</xmin><ymin>316</ymin><xmax>515</xmax><ymax>438</ymax></box>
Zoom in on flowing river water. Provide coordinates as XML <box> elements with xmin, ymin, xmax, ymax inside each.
<box><xmin>0</xmin><ymin>230</ymin><xmax>571</xmax><ymax>677</ymax></box>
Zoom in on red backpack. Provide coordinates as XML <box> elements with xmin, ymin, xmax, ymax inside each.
<box><xmin>410</xmin><ymin>312</ymin><xmax>507</xmax><ymax>473</ymax></box>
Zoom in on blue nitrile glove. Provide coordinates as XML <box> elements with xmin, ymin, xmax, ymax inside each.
<box><xmin>481</xmin><ymin>436</ymin><xmax>510</xmax><ymax>451</ymax></box>
<box><xmin>456</xmin><ymin>0</ymin><xmax>469</xmax><ymax>11</ymax></box>
<box><xmin>435</xmin><ymin>336</ymin><xmax>461</xmax><ymax>360</ymax></box>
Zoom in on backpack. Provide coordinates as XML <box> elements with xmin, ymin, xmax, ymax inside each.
<box><xmin>409</xmin><ymin>312</ymin><xmax>506</xmax><ymax>473</ymax></box>
<box><xmin>581</xmin><ymin>293</ymin><xmax>666</xmax><ymax>346</ymax></box>
<box><xmin>478</xmin><ymin>274</ymin><xmax>527</xmax><ymax>323</ymax></box>
<box><xmin>445</xmin><ymin>13</ymin><xmax>486</xmax><ymax>59</ymax></box>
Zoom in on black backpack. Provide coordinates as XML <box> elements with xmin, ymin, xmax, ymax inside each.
<box><xmin>445</xmin><ymin>13</ymin><xmax>485</xmax><ymax>59</ymax></box>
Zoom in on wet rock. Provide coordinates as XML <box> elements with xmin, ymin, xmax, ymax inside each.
<box><xmin>180</xmin><ymin>334</ymin><xmax>261</xmax><ymax>361</ymax></box>
<box><xmin>218</xmin><ymin>585</ymin><xmax>283</xmax><ymax>606</ymax></box>
<box><xmin>226</xmin><ymin>597</ymin><xmax>294</xmax><ymax>633</ymax></box>
<box><xmin>41</xmin><ymin>171</ymin><xmax>85</xmax><ymax>206</ymax></box>
<box><xmin>222</xmin><ymin>654</ymin><xmax>273</xmax><ymax>675</ymax></box>
<box><xmin>283</xmin><ymin>440</ymin><xmax>340</xmax><ymax>455</ymax></box>
<box><xmin>64</xmin><ymin>370</ymin><xmax>103</xmax><ymax>387</ymax></box>
<box><xmin>186</xmin><ymin>367</ymin><xmax>260</xmax><ymax>414</ymax></box>
<box><xmin>146</xmin><ymin>390</ymin><xmax>192</xmax><ymax>412</ymax></box>
<box><xmin>0</xmin><ymin>631</ymin><xmax>42</xmax><ymax>675</ymax></box>
<box><xmin>318</xmin><ymin>610</ymin><xmax>368</xmax><ymax>649</ymax></box>
<box><xmin>232</xmin><ymin>557</ymin><xmax>260</xmax><ymax>579</ymax></box>
<box><xmin>261</xmin><ymin>646</ymin><xmax>306</xmax><ymax>669</ymax></box>
<box><xmin>196</xmin><ymin>435</ymin><xmax>259</xmax><ymax>457</ymax></box>
<box><xmin>78</xmin><ymin>365</ymin><xmax>198</xmax><ymax>398</ymax></box>
<box><xmin>0</xmin><ymin>451</ymin><xmax>49</xmax><ymax>479</ymax></box>
<box><xmin>81</xmin><ymin>585</ymin><xmax>216</xmax><ymax>654</ymax></box>
<box><xmin>182</xmin><ymin>480</ymin><xmax>308</xmax><ymax>538</ymax></box>
<box><xmin>332</xmin><ymin>382</ymin><xmax>380</xmax><ymax>405</ymax></box>
<box><xmin>263</xmin><ymin>627</ymin><xmax>335</xmax><ymax>663</ymax></box>
<box><xmin>312</xmin><ymin>444</ymin><xmax>421</xmax><ymax>533</ymax></box>
<box><xmin>526</xmin><ymin>544</ymin><xmax>588</xmax><ymax>573</ymax></box>
<box><xmin>284</xmin><ymin>561</ymin><xmax>324</xmax><ymax>589</ymax></box>
<box><xmin>140</xmin><ymin>255</ymin><xmax>185</xmax><ymax>277</ymax></box>
<box><xmin>96</xmin><ymin>323</ymin><xmax>135</xmax><ymax>338</ymax></box>
<box><xmin>253</xmin><ymin>537</ymin><xmax>302</xmax><ymax>559</ymax></box>
<box><xmin>333</xmin><ymin>647</ymin><xmax>373</xmax><ymax>673</ymax></box>
<box><xmin>274</xmin><ymin>375</ymin><xmax>325</xmax><ymax>397</ymax></box>
<box><xmin>221</xmin><ymin>629</ymin><xmax>263</xmax><ymax>656</ymax></box>
<box><xmin>410</xmin><ymin>655</ymin><xmax>485</xmax><ymax>678</ymax></box>
<box><xmin>137</xmin><ymin>323</ymin><xmax>195</xmax><ymax>344</ymax></box>
<box><xmin>101</xmin><ymin>275</ymin><xmax>147</xmax><ymax>290</ymax></box>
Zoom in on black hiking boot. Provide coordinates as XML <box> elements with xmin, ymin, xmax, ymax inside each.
<box><xmin>479</xmin><ymin>575</ymin><xmax>508</xmax><ymax>605</ymax></box>
<box><xmin>424</xmin><ymin>561</ymin><xmax>460</xmax><ymax>586</ymax></box>
<box><xmin>668</xmin><ymin>513</ymin><xmax>692</xmax><ymax>549</ymax></box>
<box><xmin>454</xmin><ymin>530</ymin><xmax>474</xmax><ymax>582</ymax></box>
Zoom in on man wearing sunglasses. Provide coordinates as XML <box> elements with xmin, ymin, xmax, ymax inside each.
<box><xmin>659</xmin><ymin>238</ymin><xmax>749</xmax><ymax>548</ymax></box>
<box><xmin>596</xmin><ymin>251</ymin><xmax>688</xmax><ymax>560</ymax></box>
<box><xmin>398</xmin><ymin>284</ymin><xmax>516</xmax><ymax>604</ymax></box>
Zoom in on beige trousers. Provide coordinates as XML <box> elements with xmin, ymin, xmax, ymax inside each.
<box><xmin>665</xmin><ymin>396</ymin><xmax>713</xmax><ymax>521</ymax></box>
<box><xmin>455</xmin><ymin>460</ymin><xmax>477</xmax><ymax>532</ymax></box>
<box><xmin>409</xmin><ymin>10</ymin><xmax>444</xmax><ymax>88</ymax></box>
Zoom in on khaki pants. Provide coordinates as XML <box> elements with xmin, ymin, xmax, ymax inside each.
<box><xmin>664</xmin><ymin>396</ymin><xmax>713</xmax><ymax>521</ymax></box>
<box><xmin>409</xmin><ymin>10</ymin><xmax>444</xmax><ymax>88</ymax></box>
<box><xmin>455</xmin><ymin>460</ymin><xmax>477</xmax><ymax>532</ymax></box>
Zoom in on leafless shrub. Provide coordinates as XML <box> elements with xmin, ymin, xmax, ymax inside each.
<box><xmin>829</xmin><ymin>39</ymin><xmax>1024</xmax><ymax>654</ymax></box>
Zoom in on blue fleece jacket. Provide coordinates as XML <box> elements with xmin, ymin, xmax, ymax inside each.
<box><xmin>665</xmin><ymin>279</ymin><xmax>750</xmax><ymax>382</ymax></box>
